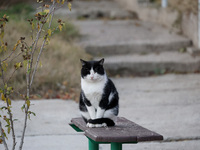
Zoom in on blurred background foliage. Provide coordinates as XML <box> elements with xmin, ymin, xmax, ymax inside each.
<box><xmin>0</xmin><ymin>0</ymin><xmax>91</xmax><ymax>101</ymax></box>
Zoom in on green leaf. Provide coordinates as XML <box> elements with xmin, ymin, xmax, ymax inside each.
<box><xmin>5</xmin><ymin>118</ymin><xmax>10</xmax><ymax>126</ymax></box>
<box><xmin>7</xmin><ymin>127</ymin><xmax>10</xmax><ymax>134</ymax></box>
<box><xmin>27</xmin><ymin>68</ymin><xmax>31</xmax><ymax>74</ymax></box>
<box><xmin>1</xmin><ymin>106</ymin><xmax>7</xmax><ymax>110</ymax></box>
<box><xmin>4</xmin><ymin>84</ymin><xmax>7</xmax><ymax>89</ymax></box>
<box><xmin>31</xmin><ymin>112</ymin><xmax>36</xmax><ymax>116</ymax></box>
<box><xmin>21</xmin><ymin>104</ymin><xmax>25</xmax><ymax>112</ymax></box>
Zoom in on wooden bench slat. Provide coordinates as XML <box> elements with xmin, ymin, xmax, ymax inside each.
<box><xmin>71</xmin><ymin>117</ymin><xmax>163</xmax><ymax>143</ymax></box>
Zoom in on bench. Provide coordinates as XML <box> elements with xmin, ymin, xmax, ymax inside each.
<box><xmin>70</xmin><ymin>117</ymin><xmax>163</xmax><ymax>150</ymax></box>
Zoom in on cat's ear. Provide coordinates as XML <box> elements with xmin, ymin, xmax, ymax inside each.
<box><xmin>80</xmin><ymin>59</ymin><xmax>87</xmax><ymax>66</ymax></box>
<box><xmin>99</xmin><ymin>58</ymin><xmax>104</xmax><ymax>65</ymax></box>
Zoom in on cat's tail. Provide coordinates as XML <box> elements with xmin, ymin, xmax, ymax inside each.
<box><xmin>88</xmin><ymin>118</ymin><xmax>115</xmax><ymax>127</ymax></box>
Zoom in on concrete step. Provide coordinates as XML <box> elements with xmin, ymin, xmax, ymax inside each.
<box><xmin>99</xmin><ymin>52</ymin><xmax>200</xmax><ymax>76</ymax></box>
<box><xmin>55</xmin><ymin>0</ymin><xmax>136</xmax><ymax>20</ymax></box>
<box><xmin>74</xmin><ymin>20</ymin><xmax>192</xmax><ymax>56</ymax></box>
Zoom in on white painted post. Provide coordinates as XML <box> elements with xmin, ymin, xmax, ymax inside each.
<box><xmin>161</xmin><ymin>0</ymin><xmax>168</xmax><ymax>8</ymax></box>
<box><xmin>198</xmin><ymin>0</ymin><xmax>200</xmax><ymax>48</ymax></box>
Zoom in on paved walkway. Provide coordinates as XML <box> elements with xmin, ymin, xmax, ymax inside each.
<box><xmin>1</xmin><ymin>74</ymin><xmax>200</xmax><ymax>150</ymax></box>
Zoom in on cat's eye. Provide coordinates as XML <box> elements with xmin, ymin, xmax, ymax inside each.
<box><xmin>94</xmin><ymin>66</ymin><xmax>101</xmax><ymax>72</ymax></box>
<box><xmin>83</xmin><ymin>67</ymin><xmax>90</xmax><ymax>71</ymax></box>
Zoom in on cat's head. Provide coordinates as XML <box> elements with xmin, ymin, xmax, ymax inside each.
<box><xmin>80</xmin><ymin>58</ymin><xmax>105</xmax><ymax>82</ymax></box>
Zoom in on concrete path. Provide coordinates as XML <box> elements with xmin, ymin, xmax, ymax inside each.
<box><xmin>1</xmin><ymin>74</ymin><xmax>200</xmax><ymax>150</ymax></box>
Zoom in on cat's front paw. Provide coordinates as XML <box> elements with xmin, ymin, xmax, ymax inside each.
<box><xmin>95</xmin><ymin>123</ymin><xmax>107</xmax><ymax>128</ymax></box>
<box><xmin>86</xmin><ymin>123</ymin><xmax>95</xmax><ymax>128</ymax></box>
<box><xmin>86</xmin><ymin>122</ymin><xmax>107</xmax><ymax>128</ymax></box>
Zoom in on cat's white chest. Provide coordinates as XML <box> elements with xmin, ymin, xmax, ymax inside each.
<box><xmin>81</xmin><ymin>79</ymin><xmax>106</xmax><ymax>109</ymax></box>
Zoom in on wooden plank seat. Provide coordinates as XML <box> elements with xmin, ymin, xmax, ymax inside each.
<box><xmin>70</xmin><ymin>117</ymin><xmax>163</xmax><ymax>150</ymax></box>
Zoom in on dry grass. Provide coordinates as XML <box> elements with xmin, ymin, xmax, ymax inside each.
<box><xmin>0</xmin><ymin>19</ymin><xmax>91</xmax><ymax>101</ymax></box>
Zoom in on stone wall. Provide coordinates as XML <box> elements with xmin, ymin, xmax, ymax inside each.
<box><xmin>115</xmin><ymin>0</ymin><xmax>198</xmax><ymax>48</ymax></box>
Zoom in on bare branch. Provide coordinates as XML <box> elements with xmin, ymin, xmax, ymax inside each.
<box><xmin>5</xmin><ymin>96</ymin><xmax>16</xmax><ymax>150</ymax></box>
<box><xmin>19</xmin><ymin>1</ymin><xmax>64</xmax><ymax>150</ymax></box>
<box><xmin>6</xmin><ymin>68</ymin><xmax>17</xmax><ymax>84</ymax></box>
<box><xmin>29</xmin><ymin>1</ymin><xmax>56</xmax><ymax>78</ymax></box>
<box><xmin>2</xmin><ymin>50</ymin><xmax>15</xmax><ymax>62</ymax></box>
<box><xmin>18</xmin><ymin>104</ymin><xmax>28</xmax><ymax>150</ymax></box>
<box><xmin>30</xmin><ymin>4</ymin><xmax>56</xmax><ymax>87</ymax></box>
<box><xmin>2</xmin><ymin>43</ymin><xmax>21</xmax><ymax>62</ymax></box>
<box><xmin>7</xmin><ymin>51</ymin><xmax>23</xmax><ymax>64</ymax></box>
<box><xmin>30</xmin><ymin>35</ymin><xmax>47</xmax><ymax>87</ymax></box>
<box><xmin>18</xmin><ymin>61</ymin><xmax>30</xmax><ymax>150</ymax></box>
<box><xmin>0</xmin><ymin>121</ymin><xmax>9</xmax><ymax>150</ymax></box>
<box><xmin>0</xmin><ymin>59</ymin><xmax>5</xmax><ymax>85</ymax></box>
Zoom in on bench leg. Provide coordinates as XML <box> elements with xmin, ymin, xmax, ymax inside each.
<box><xmin>111</xmin><ymin>143</ymin><xmax>122</xmax><ymax>150</ymax></box>
<box><xmin>88</xmin><ymin>138</ymin><xmax>99</xmax><ymax>150</ymax></box>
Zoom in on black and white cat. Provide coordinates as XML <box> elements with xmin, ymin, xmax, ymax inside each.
<box><xmin>79</xmin><ymin>58</ymin><xmax>119</xmax><ymax>128</ymax></box>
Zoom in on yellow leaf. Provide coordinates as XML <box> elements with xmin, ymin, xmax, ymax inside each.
<box><xmin>58</xmin><ymin>24</ymin><xmax>62</xmax><ymax>31</ymax></box>
<box><xmin>0</xmin><ymin>31</ymin><xmax>4</xmax><ymax>39</ymax></box>
<box><xmin>32</xmin><ymin>23</ymin><xmax>35</xmax><ymax>30</ymax></box>
<box><xmin>13</xmin><ymin>44</ymin><xmax>17</xmax><ymax>51</ymax></box>
<box><xmin>44</xmin><ymin>9</ymin><xmax>50</xmax><ymax>14</ymax></box>
<box><xmin>61</xmin><ymin>0</ymin><xmax>65</xmax><ymax>4</ymax></box>
<box><xmin>57</xmin><ymin>0</ymin><xmax>60</xmax><ymax>3</ymax></box>
<box><xmin>47</xmin><ymin>29</ymin><xmax>51</xmax><ymax>36</ymax></box>
<box><xmin>68</xmin><ymin>2</ymin><xmax>72</xmax><ymax>11</ymax></box>
<box><xmin>26</xmin><ymin>100</ymin><xmax>30</xmax><ymax>108</ymax></box>
<box><xmin>14</xmin><ymin>62</ymin><xmax>22</xmax><ymax>70</ymax></box>
<box><xmin>1</xmin><ymin>93</ymin><xmax>6</xmax><ymax>101</ymax></box>
<box><xmin>17</xmin><ymin>40</ymin><xmax>21</xmax><ymax>45</ymax></box>
<box><xmin>4</xmin><ymin>84</ymin><xmax>7</xmax><ymax>89</ymax></box>
<box><xmin>39</xmin><ymin>61</ymin><xmax>43</xmax><ymax>68</ymax></box>
<box><xmin>7</xmin><ymin>98</ymin><xmax>11</xmax><ymax>105</ymax></box>
<box><xmin>37</xmin><ymin>0</ymin><xmax>43</xmax><ymax>3</ymax></box>
<box><xmin>23</xmin><ymin>60</ymin><xmax>28</xmax><ymax>67</ymax></box>
<box><xmin>3</xmin><ymin>45</ymin><xmax>7</xmax><ymax>51</ymax></box>
<box><xmin>45</xmin><ymin>37</ymin><xmax>50</xmax><ymax>45</ymax></box>
<box><xmin>46</xmin><ymin>17</ymin><xmax>50</xmax><ymax>23</ymax></box>
<box><xmin>2</xmin><ymin>61</ymin><xmax>8</xmax><ymax>71</ymax></box>
<box><xmin>37</xmin><ymin>23</ymin><xmax>40</xmax><ymax>30</ymax></box>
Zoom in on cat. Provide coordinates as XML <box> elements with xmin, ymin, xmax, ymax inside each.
<box><xmin>79</xmin><ymin>58</ymin><xmax>119</xmax><ymax>128</ymax></box>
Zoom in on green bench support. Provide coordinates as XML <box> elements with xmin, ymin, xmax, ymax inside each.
<box><xmin>70</xmin><ymin>117</ymin><xmax>163</xmax><ymax>150</ymax></box>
